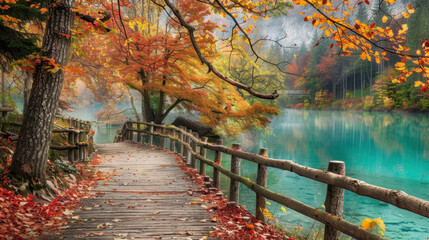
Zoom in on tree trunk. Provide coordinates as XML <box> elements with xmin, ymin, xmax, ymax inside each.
<box><xmin>23</xmin><ymin>72</ymin><xmax>32</xmax><ymax>114</ymax></box>
<box><xmin>10</xmin><ymin>0</ymin><xmax>75</xmax><ymax>183</ymax></box>
<box><xmin>129</xmin><ymin>95</ymin><xmax>141</xmax><ymax>121</ymax></box>
<box><xmin>1</xmin><ymin>65</ymin><xmax>6</xmax><ymax>106</ymax></box>
<box><xmin>139</xmin><ymin>68</ymin><xmax>155</xmax><ymax>123</ymax></box>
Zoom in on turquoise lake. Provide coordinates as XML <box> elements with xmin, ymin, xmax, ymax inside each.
<box><xmin>93</xmin><ymin>109</ymin><xmax>429</xmax><ymax>239</ymax></box>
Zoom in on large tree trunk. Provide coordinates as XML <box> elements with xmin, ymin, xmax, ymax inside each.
<box><xmin>1</xmin><ymin>65</ymin><xmax>6</xmax><ymax>106</ymax></box>
<box><xmin>23</xmin><ymin>72</ymin><xmax>31</xmax><ymax>114</ymax></box>
<box><xmin>10</xmin><ymin>0</ymin><xmax>74</xmax><ymax>184</ymax></box>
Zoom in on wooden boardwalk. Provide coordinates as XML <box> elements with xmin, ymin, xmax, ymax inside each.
<box><xmin>51</xmin><ymin>142</ymin><xmax>215</xmax><ymax>240</ymax></box>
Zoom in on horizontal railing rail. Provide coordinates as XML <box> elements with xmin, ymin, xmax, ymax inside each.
<box><xmin>115</xmin><ymin>121</ymin><xmax>429</xmax><ymax>240</ymax></box>
<box><xmin>0</xmin><ymin>115</ymin><xmax>94</xmax><ymax>162</ymax></box>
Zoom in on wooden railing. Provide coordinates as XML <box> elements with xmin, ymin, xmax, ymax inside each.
<box><xmin>0</xmin><ymin>111</ymin><xmax>94</xmax><ymax>162</ymax></box>
<box><xmin>115</xmin><ymin>121</ymin><xmax>429</xmax><ymax>240</ymax></box>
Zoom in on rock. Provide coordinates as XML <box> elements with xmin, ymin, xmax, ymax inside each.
<box><xmin>46</xmin><ymin>180</ymin><xmax>60</xmax><ymax>193</ymax></box>
<box><xmin>19</xmin><ymin>182</ymin><xmax>29</xmax><ymax>192</ymax></box>
<box><xmin>69</xmin><ymin>174</ymin><xmax>77</xmax><ymax>182</ymax></box>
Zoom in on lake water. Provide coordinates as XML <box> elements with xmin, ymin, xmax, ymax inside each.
<box><xmin>218</xmin><ymin>109</ymin><xmax>429</xmax><ymax>239</ymax></box>
<box><xmin>95</xmin><ymin>109</ymin><xmax>429</xmax><ymax>239</ymax></box>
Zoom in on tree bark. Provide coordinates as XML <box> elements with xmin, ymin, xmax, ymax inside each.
<box><xmin>129</xmin><ymin>95</ymin><xmax>141</xmax><ymax>121</ymax></box>
<box><xmin>139</xmin><ymin>68</ymin><xmax>155</xmax><ymax>123</ymax></box>
<box><xmin>10</xmin><ymin>0</ymin><xmax>75</xmax><ymax>183</ymax></box>
<box><xmin>23</xmin><ymin>72</ymin><xmax>31</xmax><ymax>114</ymax></box>
<box><xmin>1</xmin><ymin>65</ymin><xmax>5</xmax><ymax>106</ymax></box>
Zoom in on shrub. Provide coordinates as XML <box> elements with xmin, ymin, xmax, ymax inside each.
<box><xmin>364</xmin><ymin>96</ymin><xmax>374</xmax><ymax>110</ymax></box>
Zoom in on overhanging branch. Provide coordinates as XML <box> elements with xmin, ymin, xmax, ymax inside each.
<box><xmin>163</xmin><ymin>0</ymin><xmax>278</xmax><ymax>99</ymax></box>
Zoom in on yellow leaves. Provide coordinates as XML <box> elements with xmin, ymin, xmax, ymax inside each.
<box><xmin>304</xmin><ymin>16</ymin><xmax>313</xmax><ymax>22</ymax></box>
<box><xmin>360</xmin><ymin>218</ymin><xmax>376</xmax><ymax>230</ymax></box>
<box><xmin>281</xmin><ymin>206</ymin><xmax>287</xmax><ymax>213</ymax></box>
<box><xmin>398</xmin><ymin>24</ymin><xmax>408</xmax><ymax>36</ymax></box>
<box><xmin>401</xmin><ymin>12</ymin><xmax>410</xmax><ymax>19</ymax></box>
<box><xmin>325</xmin><ymin>29</ymin><xmax>331</xmax><ymax>37</ymax></box>
<box><xmin>384</xmin><ymin>0</ymin><xmax>396</xmax><ymax>4</ymax></box>
<box><xmin>260</xmin><ymin>208</ymin><xmax>274</xmax><ymax>220</ymax></box>
<box><xmin>395</xmin><ymin>62</ymin><xmax>406</xmax><ymax>71</ymax></box>
<box><xmin>361</xmin><ymin>217</ymin><xmax>386</xmax><ymax>236</ymax></box>
<box><xmin>382</xmin><ymin>16</ymin><xmax>388</xmax><ymax>23</ymax></box>
<box><xmin>415</xmin><ymin>81</ymin><xmax>424</xmax><ymax>87</ymax></box>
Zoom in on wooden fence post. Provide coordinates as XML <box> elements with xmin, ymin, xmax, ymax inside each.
<box><xmin>160</xmin><ymin>125</ymin><xmax>165</xmax><ymax>149</ymax></box>
<box><xmin>324</xmin><ymin>161</ymin><xmax>346</xmax><ymax>240</ymax></box>
<box><xmin>67</xmin><ymin>129</ymin><xmax>74</xmax><ymax>162</ymax></box>
<box><xmin>149</xmin><ymin>122</ymin><xmax>154</xmax><ymax>146</ymax></box>
<box><xmin>199</xmin><ymin>137</ymin><xmax>208</xmax><ymax>175</ymax></box>
<box><xmin>128</xmin><ymin>122</ymin><xmax>133</xmax><ymax>141</ymax></box>
<box><xmin>229</xmin><ymin>143</ymin><xmax>241</xmax><ymax>203</ymax></box>
<box><xmin>137</xmin><ymin>123</ymin><xmax>142</xmax><ymax>143</ymax></box>
<box><xmin>178</xmin><ymin>127</ymin><xmax>183</xmax><ymax>157</ymax></box>
<box><xmin>73</xmin><ymin>131</ymin><xmax>79</xmax><ymax>162</ymax></box>
<box><xmin>84</xmin><ymin>130</ymin><xmax>88</xmax><ymax>160</ymax></box>
<box><xmin>169</xmin><ymin>130</ymin><xmax>175</xmax><ymax>152</ymax></box>
<box><xmin>182</xmin><ymin>127</ymin><xmax>188</xmax><ymax>162</ymax></box>
<box><xmin>256</xmin><ymin>148</ymin><xmax>268</xmax><ymax>222</ymax></box>
<box><xmin>191</xmin><ymin>132</ymin><xmax>199</xmax><ymax>168</ymax></box>
<box><xmin>124</xmin><ymin>122</ymin><xmax>129</xmax><ymax>140</ymax></box>
<box><xmin>78</xmin><ymin>131</ymin><xmax>83</xmax><ymax>161</ymax></box>
<box><xmin>213</xmin><ymin>139</ymin><xmax>223</xmax><ymax>189</ymax></box>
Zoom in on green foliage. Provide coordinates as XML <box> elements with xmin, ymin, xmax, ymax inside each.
<box><xmin>0</xmin><ymin>0</ymin><xmax>46</xmax><ymax>65</ymax></box>
<box><xmin>52</xmin><ymin>159</ymin><xmax>78</xmax><ymax>174</ymax></box>
<box><xmin>304</xmin><ymin>99</ymin><xmax>310</xmax><ymax>109</ymax></box>
<box><xmin>363</xmin><ymin>96</ymin><xmax>374</xmax><ymax>110</ymax></box>
<box><xmin>419</xmin><ymin>98</ymin><xmax>429</xmax><ymax>111</ymax></box>
<box><xmin>315</xmin><ymin>89</ymin><xmax>333</xmax><ymax>109</ymax></box>
<box><xmin>345</xmin><ymin>92</ymin><xmax>353</xmax><ymax>99</ymax></box>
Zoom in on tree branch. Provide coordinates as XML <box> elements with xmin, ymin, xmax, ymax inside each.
<box><xmin>75</xmin><ymin>10</ymin><xmax>112</xmax><ymax>32</ymax></box>
<box><xmin>163</xmin><ymin>0</ymin><xmax>278</xmax><ymax>99</ymax></box>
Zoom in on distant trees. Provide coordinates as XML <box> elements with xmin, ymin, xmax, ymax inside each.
<box><xmin>281</xmin><ymin>0</ymin><xmax>429</xmax><ymax>110</ymax></box>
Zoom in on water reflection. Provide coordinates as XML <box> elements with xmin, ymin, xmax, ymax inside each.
<box><xmin>93</xmin><ymin>123</ymin><xmax>122</xmax><ymax>144</ymax></box>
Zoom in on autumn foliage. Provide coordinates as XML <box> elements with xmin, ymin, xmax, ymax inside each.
<box><xmin>0</xmin><ymin>153</ymin><xmax>107</xmax><ymax>239</ymax></box>
<box><xmin>176</xmin><ymin>155</ymin><xmax>285</xmax><ymax>239</ymax></box>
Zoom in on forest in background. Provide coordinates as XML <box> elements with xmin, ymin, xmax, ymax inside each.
<box><xmin>273</xmin><ymin>0</ymin><xmax>429</xmax><ymax>111</ymax></box>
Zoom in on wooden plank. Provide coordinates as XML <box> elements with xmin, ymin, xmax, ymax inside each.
<box><xmin>52</xmin><ymin>142</ymin><xmax>215</xmax><ymax>240</ymax></box>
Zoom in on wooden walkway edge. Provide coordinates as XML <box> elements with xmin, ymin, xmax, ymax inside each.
<box><xmin>49</xmin><ymin>142</ymin><xmax>215</xmax><ymax>240</ymax></box>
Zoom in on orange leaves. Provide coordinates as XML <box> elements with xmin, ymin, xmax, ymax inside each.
<box><xmin>292</xmin><ymin>0</ymin><xmax>308</xmax><ymax>6</ymax></box>
<box><xmin>0</xmin><ymin>4</ymin><xmax>10</xmax><ymax>10</ymax></box>
<box><xmin>293</xmin><ymin>0</ymin><xmax>427</xmax><ymax>89</ymax></box>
